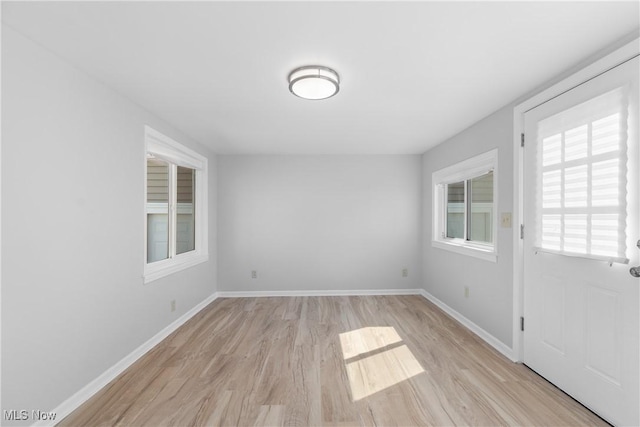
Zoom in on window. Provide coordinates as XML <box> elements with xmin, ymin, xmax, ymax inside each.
<box><xmin>535</xmin><ymin>87</ymin><xmax>629</xmax><ymax>264</ymax></box>
<box><xmin>433</xmin><ymin>149</ymin><xmax>498</xmax><ymax>262</ymax></box>
<box><xmin>144</xmin><ymin>126</ymin><xmax>208</xmax><ymax>283</ymax></box>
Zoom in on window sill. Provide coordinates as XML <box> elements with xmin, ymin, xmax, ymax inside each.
<box><xmin>432</xmin><ymin>240</ymin><xmax>497</xmax><ymax>263</ymax></box>
<box><xmin>144</xmin><ymin>252</ymin><xmax>209</xmax><ymax>284</ymax></box>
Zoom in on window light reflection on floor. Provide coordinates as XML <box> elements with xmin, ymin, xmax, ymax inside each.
<box><xmin>339</xmin><ymin>327</ymin><xmax>426</xmax><ymax>401</ymax></box>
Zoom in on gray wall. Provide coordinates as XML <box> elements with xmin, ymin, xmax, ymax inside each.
<box><xmin>218</xmin><ymin>155</ymin><xmax>422</xmax><ymax>292</ymax></box>
<box><xmin>422</xmin><ymin>106</ymin><xmax>514</xmax><ymax>347</ymax></box>
<box><xmin>419</xmin><ymin>31</ymin><xmax>639</xmax><ymax>351</ymax></box>
<box><xmin>1</xmin><ymin>26</ymin><xmax>217</xmax><ymax>422</ymax></box>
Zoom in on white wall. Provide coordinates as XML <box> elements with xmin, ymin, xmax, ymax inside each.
<box><xmin>218</xmin><ymin>155</ymin><xmax>422</xmax><ymax>292</ymax></box>
<box><xmin>422</xmin><ymin>107</ymin><xmax>514</xmax><ymax>347</ymax></box>
<box><xmin>1</xmin><ymin>26</ymin><xmax>217</xmax><ymax>422</ymax></box>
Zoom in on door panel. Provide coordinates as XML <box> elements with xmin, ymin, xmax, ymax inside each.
<box><xmin>523</xmin><ymin>56</ymin><xmax>639</xmax><ymax>426</ymax></box>
<box><xmin>585</xmin><ymin>285</ymin><xmax>621</xmax><ymax>384</ymax></box>
<box><xmin>541</xmin><ymin>275</ymin><xmax>565</xmax><ymax>354</ymax></box>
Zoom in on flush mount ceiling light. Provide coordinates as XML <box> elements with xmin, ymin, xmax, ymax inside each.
<box><xmin>288</xmin><ymin>65</ymin><xmax>340</xmax><ymax>100</ymax></box>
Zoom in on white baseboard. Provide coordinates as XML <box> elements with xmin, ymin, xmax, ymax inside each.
<box><xmin>33</xmin><ymin>292</ymin><xmax>220</xmax><ymax>427</ymax></box>
<box><xmin>217</xmin><ymin>288</ymin><xmax>423</xmax><ymax>298</ymax></box>
<box><xmin>419</xmin><ymin>289</ymin><xmax>516</xmax><ymax>362</ymax></box>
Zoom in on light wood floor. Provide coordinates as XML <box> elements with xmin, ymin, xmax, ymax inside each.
<box><xmin>59</xmin><ymin>296</ymin><xmax>608</xmax><ymax>426</ymax></box>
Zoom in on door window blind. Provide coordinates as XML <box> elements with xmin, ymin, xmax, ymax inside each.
<box><xmin>536</xmin><ymin>86</ymin><xmax>629</xmax><ymax>264</ymax></box>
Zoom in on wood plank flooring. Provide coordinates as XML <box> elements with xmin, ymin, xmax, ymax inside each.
<box><xmin>59</xmin><ymin>296</ymin><xmax>608</xmax><ymax>426</ymax></box>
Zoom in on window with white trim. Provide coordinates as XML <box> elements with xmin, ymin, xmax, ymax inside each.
<box><xmin>144</xmin><ymin>126</ymin><xmax>208</xmax><ymax>283</ymax></box>
<box><xmin>535</xmin><ymin>86</ymin><xmax>629</xmax><ymax>264</ymax></box>
<box><xmin>432</xmin><ymin>149</ymin><xmax>498</xmax><ymax>262</ymax></box>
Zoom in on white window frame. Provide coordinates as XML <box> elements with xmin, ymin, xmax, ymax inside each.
<box><xmin>144</xmin><ymin>126</ymin><xmax>208</xmax><ymax>283</ymax></box>
<box><xmin>432</xmin><ymin>149</ymin><xmax>498</xmax><ymax>262</ymax></box>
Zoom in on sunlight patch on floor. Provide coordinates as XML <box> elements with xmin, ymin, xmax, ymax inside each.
<box><xmin>339</xmin><ymin>327</ymin><xmax>425</xmax><ymax>401</ymax></box>
<box><xmin>339</xmin><ymin>327</ymin><xmax>403</xmax><ymax>359</ymax></box>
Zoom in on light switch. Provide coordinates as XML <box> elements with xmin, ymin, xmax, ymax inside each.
<box><xmin>501</xmin><ymin>212</ymin><xmax>512</xmax><ymax>228</ymax></box>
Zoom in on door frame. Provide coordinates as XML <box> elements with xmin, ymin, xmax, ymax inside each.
<box><xmin>511</xmin><ymin>36</ymin><xmax>639</xmax><ymax>362</ymax></box>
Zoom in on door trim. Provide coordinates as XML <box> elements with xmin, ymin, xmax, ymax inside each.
<box><xmin>512</xmin><ymin>36</ymin><xmax>639</xmax><ymax>362</ymax></box>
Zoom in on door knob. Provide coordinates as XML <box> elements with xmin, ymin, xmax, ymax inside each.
<box><xmin>630</xmin><ymin>241</ymin><xmax>640</xmax><ymax>276</ymax></box>
<box><xmin>630</xmin><ymin>241</ymin><xmax>640</xmax><ymax>277</ymax></box>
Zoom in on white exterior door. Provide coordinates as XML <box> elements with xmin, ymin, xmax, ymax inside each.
<box><xmin>523</xmin><ymin>56</ymin><xmax>639</xmax><ymax>426</ymax></box>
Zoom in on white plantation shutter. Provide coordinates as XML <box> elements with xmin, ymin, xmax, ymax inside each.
<box><xmin>536</xmin><ymin>86</ymin><xmax>629</xmax><ymax>263</ymax></box>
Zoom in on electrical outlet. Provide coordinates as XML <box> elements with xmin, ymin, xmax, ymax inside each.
<box><xmin>170</xmin><ymin>300</ymin><xmax>176</xmax><ymax>312</ymax></box>
<box><xmin>402</xmin><ymin>268</ymin><xmax>408</xmax><ymax>278</ymax></box>
<box><xmin>501</xmin><ymin>212</ymin><xmax>512</xmax><ymax>228</ymax></box>
<box><xmin>464</xmin><ymin>287</ymin><xmax>470</xmax><ymax>298</ymax></box>
<box><xmin>251</xmin><ymin>270</ymin><xmax>257</xmax><ymax>279</ymax></box>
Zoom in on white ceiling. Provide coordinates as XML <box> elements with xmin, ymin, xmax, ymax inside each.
<box><xmin>2</xmin><ymin>1</ymin><xmax>639</xmax><ymax>154</ymax></box>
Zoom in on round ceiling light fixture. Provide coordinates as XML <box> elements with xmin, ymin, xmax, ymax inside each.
<box><xmin>288</xmin><ymin>65</ymin><xmax>340</xmax><ymax>100</ymax></box>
